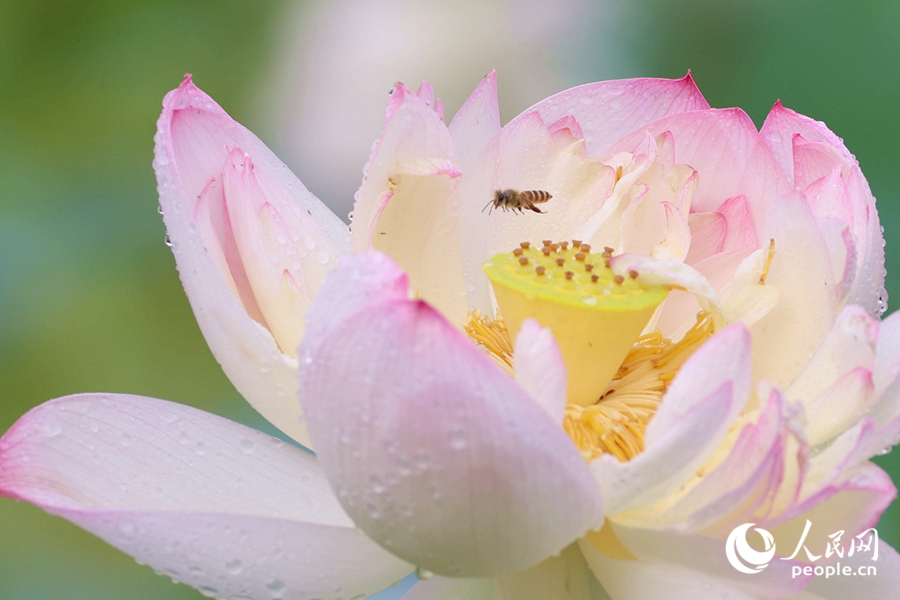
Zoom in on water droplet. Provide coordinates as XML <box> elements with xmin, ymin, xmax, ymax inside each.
<box><xmin>121</xmin><ymin>433</ymin><xmax>133</xmax><ymax>446</ymax></box>
<box><xmin>164</xmin><ymin>233</ymin><xmax>173</xmax><ymax>247</ymax></box>
<box><xmin>197</xmin><ymin>585</ymin><xmax>218</xmax><ymax>597</ymax></box>
<box><xmin>38</xmin><ymin>418</ymin><xmax>63</xmax><ymax>438</ymax></box>
<box><xmin>266</xmin><ymin>579</ymin><xmax>286</xmax><ymax>597</ymax></box>
<box><xmin>447</xmin><ymin>429</ymin><xmax>467</xmax><ymax>450</ymax></box>
<box><xmin>157</xmin><ymin>204</ymin><xmax>164</xmax><ymax>214</ymax></box>
<box><xmin>416</xmin><ymin>567</ymin><xmax>434</xmax><ymax>580</ymax></box>
<box><xmin>225</xmin><ymin>558</ymin><xmax>244</xmax><ymax>574</ymax></box>
<box><xmin>270</xmin><ymin>437</ymin><xmax>284</xmax><ymax>447</ymax></box>
<box><xmin>317</xmin><ymin>250</ymin><xmax>329</xmax><ymax>265</ymax></box>
<box><xmin>370</xmin><ymin>475</ymin><xmax>386</xmax><ymax>494</ymax></box>
<box><xmin>300</xmin><ymin>474</ymin><xmax>312</xmax><ymax>483</ymax></box>
<box><xmin>195</xmin><ymin>441</ymin><xmax>206</xmax><ymax>456</ymax></box>
<box><xmin>179</xmin><ymin>432</ymin><xmax>190</xmax><ymax>445</ymax></box>
<box><xmin>239</xmin><ymin>438</ymin><xmax>255</xmax><ymax>454</ymax></box>
<box><xmin>118</xmin><ymin>521</ymin><xmax>135</xmax><ymax>535</ymax></box>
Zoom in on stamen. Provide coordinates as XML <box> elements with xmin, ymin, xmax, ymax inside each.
<box><xmin>760</xmin><ymin>238</ymin><xmax>776</xmax><ymax>284</ymax></box>
<box><xmin>563</xmin><ymin>312</ymin><xmax>715</xmax><ymax>462</ymax></box>
<box><xmin>464</xmin><ymin>310</ymin><xmax>514</xmax><ymax>375</ymax></box>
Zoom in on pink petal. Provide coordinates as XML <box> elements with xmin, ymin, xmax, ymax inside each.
<box><xmin>297</xmin><ymin>285</ymin><xmax>603</xmax><ymax>576</ymax></box>
<box><xmin>0</xmin><ymin>394</ymin><xmax>411</xmax><ymax>599</ymax></box>
<box><xmin>608</xmin><ymin>108</ymin><xmax>791</xmax><ymax>239</ymax></box>
<box><xmin>155</xmin><ymin>76</ymin><xmax>349</xmax><ymax>446</ymax></box>
<box><xmin>513</xmin><ymin>319</ymin><xmax>568</xmax><ymax>424</ymax></box>
<box><xmin>792</xmin><ymin>136</ymin><xmax>849</xmax><ymax>192</ymax></box>
<box><xmin>685</xmin><ymin>211</ymin><xmax>727</xmax><ymax>264</ymax></box>
<box><xmin>718</xmin><ymin>195</ymin><xmax>759</xmax><ymax>252</ymax></box>
<box><xmin>351</xmin><ymin>82</ymin><xmax>468</xmax><ymax>323</ymax></box>
<box><xmin>662</xmin><ymin>388</ymin><xmax>792</xmax><ymax>533</ymax></box>
<box><xmin>301</xmin><ymin>251</ymin><xmax>410</xmax><ymax>353</ymax></box>
<box><xmin>759</xmin><ymin>101</ymin><xmax>857</xmax><ymax>189</ymax></box>
<box><xmin>513</xmin><ymin>73</ymin><xmax>711</xmax><ymax>155</ymax></box>
<box><xmin>765</xmin><ymin>463</ymin><xmax>895</xmax><ymax>564</ymax></box>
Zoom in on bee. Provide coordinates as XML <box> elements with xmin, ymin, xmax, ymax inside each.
<box><xmin>484</xmin><ymin>189</ymin><xmax>553</xmax><ymax>214</ymax></box>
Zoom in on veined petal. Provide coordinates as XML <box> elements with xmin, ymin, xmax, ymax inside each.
<box><xmin>0</xmin><ymin>394</ymin><xmax>411</xmax><ymax>599</ymax></box>
<box><xmin>759</xmin><ymin>101</ymin><xmax>857</xmax><ymax>189</ymax></box>
<box><xmin>298</xmin><ymin>266</ymin><xmax>603</xmax><ymax>577</ymax></box>
<box><xmin>513</xmin><ymin>73</ymin><xmax>711</xmax><ymax>154</ymax></box>
<box><xmin>155</xmin><ymin>76</ymin><xmax>349</xmax><ymax>446</ymax></box>
<box><xmin>608</xmin><ymin>109</ymin><xmax>790</xmax><ymax>241</ymax></box>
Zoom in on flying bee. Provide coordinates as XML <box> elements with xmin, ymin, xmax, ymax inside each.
<box><xmin>484</xmin><ymin>189</ymin><xmax>553</xmax><ymax>214</ymax></box>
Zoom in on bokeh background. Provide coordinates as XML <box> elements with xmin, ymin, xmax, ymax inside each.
<box><xmin>1</xmin><ymin>0</ymin><xmax>899</xmax><ymax>598</ymax></box>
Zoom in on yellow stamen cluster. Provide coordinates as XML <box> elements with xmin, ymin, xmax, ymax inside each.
<box><xmin>469</xmin><ymin>239</ymin><xmax>717</xmax><ymax>463</ymax></box>
<box><xmin>464</xmin><ymin>310</ymin><xmax>514</xmax><ymax>376</ymax></box>
<box><xmin>564</xmin><ymin>312</ymin><xmax>715</xmax><ymax>462</ymax></box>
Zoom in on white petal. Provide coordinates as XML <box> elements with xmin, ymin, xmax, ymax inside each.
<box><xmin>496</xmin><ymin>544</ymin><xmax>609</xmax><ymax>600</ymax></box>
<box><xmin>0</xmin><ymin>394</ymin><xmax>411</xmax><ymax>599</ymax></box>
<box><xmin>400</xmin><ymin>577</ymin><xmax>499</xmax><ymax>600</ymax></box>
<box><xmin>514</xmin><ymin>318</ymin><xmax>568</xmax><ymax>424</ymax></box>
<box><xmin>579</xmin><ymin>538</ymin><xmax>760</xmax><ymax>600</ymax></box>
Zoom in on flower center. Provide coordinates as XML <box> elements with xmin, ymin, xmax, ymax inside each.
<box><xmin>482</xmin><ymin>241</ymin><xmax>668</xmax><ymax>407</ymax></box>
<box><xmin>473</xmin><ymin>241</ymin><xmax>715</xmax><ymax>462</ymax></box>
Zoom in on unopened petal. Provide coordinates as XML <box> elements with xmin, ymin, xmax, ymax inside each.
<box><xmin>0</xmin><ymin>394</ymin><xmax>411</xmax><ymax>599</ymax></box>
<box><xmin>155</xmin><ymin>76</ymin><xmax>349</xmax><ymax>445</ymax></box>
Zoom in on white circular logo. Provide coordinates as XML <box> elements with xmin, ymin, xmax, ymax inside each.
<box><xmin>726</xmin><ymin>523</ymin><xmax>776</xmax><ymax>574</ymax></box>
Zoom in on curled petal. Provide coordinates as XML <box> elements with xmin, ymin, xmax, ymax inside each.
<box><xmin>298</xmin><ymin>270</ymin><xmax>603</xmax><ymax>577</ymax></box>
<box><xmin>155</xmin><ymin>76</ymin><xmax>349</xmax><ymax>445</ymax></box>
<box><xmin>609</xmin><ymin>108</ymin><xmax>790</xmax><ymax>239</ymax></box>
<box><xmin>0</xmin><ymin>394</ymin><xmax>411</xmax><ymax>600</ymax></box>
<box><xmin>596</xmin><ymin>327</ymin><xmax>751</xmax><ymax>515</ymax></box>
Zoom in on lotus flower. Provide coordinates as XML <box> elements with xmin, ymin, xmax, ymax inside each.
<box><xmin>2</xmin><ymin>72</ymin><xmax>899</xmax><ymax>600</ymax></box>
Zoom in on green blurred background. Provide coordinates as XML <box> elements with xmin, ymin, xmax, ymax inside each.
<box><xmin>1</xmin><ymin>0</ymin><xmax>898</xmax><ymax>598</ymax></box>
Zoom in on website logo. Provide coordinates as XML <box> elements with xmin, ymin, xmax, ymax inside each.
<box><xmin>725</xmin><ymin>521</ymin><xmax>879</xmax><ymax>579</ymax></box>
<box><xmin>725</xmin><ymin>523</ymin><xmax>776</xmax><ymax>574</ymax></box>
